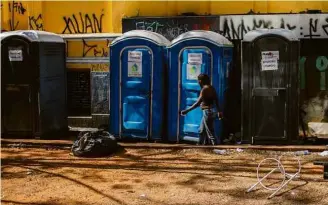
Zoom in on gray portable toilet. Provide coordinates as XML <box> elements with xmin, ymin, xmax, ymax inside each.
<box><xmin>241</xmin><ymin>29</ymin><xmax>300</xmax><ymax>145</ymax></box>
<box><xmin>1</xmin><ymin>30</ymin><xmax>68</xmax><ymax>139</ymax></box>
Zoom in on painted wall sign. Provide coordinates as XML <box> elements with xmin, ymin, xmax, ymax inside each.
<box><xmin>261</xmin><ymin>51</ymin><xmax>279</xmax><ymax>71</ymax></box>
<box><xmin>188</xmin><ymin>53</ymin><xmax>203</xmax><ymax>64</ymax></box>
<box><xmin>8</xmin><ymin>48</ymin><xmax>23</xmax><ymax>61</ymax></box>
<box><xmin>187</xmin><ymin>64</ymin><xmax>201</xmax><ymax>80</ymax></box>
<box><xmin>128</xmin><ymin>51</ymin><xmax>142</xmax><ymax>62</ymax></box>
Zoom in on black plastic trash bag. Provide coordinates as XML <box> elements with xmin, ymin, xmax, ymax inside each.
<box><xmin>71</xmin><ymin>131</ymin><xmax>119</xmax><ymax>157</ymax></box>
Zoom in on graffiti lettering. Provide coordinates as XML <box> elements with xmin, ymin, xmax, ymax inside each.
<box><xmin>62</xmin><ymin>11</ymin><xmax>104</xmax><ymax>34</ymax></box>
<box><xmin>300</xmin><ymin>56</ymin><xmax>307</xmax><ymax>90</ymax></box>
<box><xmin>279</xmin><ymin>18</ymin><xmax>297</xmax><ymax>30</ymax></box>
<box><xmin>322</xmin><ymin>18</ymin><xmax>328</xmax><ymax>36</ymax></box>
<box><xmin>316</xmin><ymin>56</ymin><xmax>328</xmax><ymax>72</ymax></box>
<box><xmin>91</xmin><ymin>64</ymin><xmax>109</xmax><ymax>72</ymax></box>
<box><xmin>221</xmin><ymin>18</ymin><xmax>246</xmax><ymax>40</ymax></box>
<box><xmin>9</xmin><ymin>1</ymin><xmax>26</xmax><ymax>15</ymax></box>
<box><xmin>220</xmin><ymin>15</ymin><xmax>297</xmax><ymax>40</ymax></box>
<box><xmin>6</xmin><ymin>1</ymin><xmax>27</xmax><ymax>31</ymax></box>
<box><xmin>29</xmin><ymin>14</ymin><xmax>44</xmax><ymax>31</ymax></box>
<box><xmin>135</xmin><ymin>20</ymin><xmax>189</xmax><ymax>40</ymax></box>
<box><xmin>136</xmin><ymin>21</ymin><xmax>164</xmax><ymax>33</ymax></box>
<box><xmin>302</xmin><ymin>16</ymin><xmax>328</xmax><ymax>39</ymax></box>
<box><xmin>220</xmin><ymin>14</ymin><xmax>328</xmax><ymax>40</ymax></box>
<box><xmin>135</xmin><ymin>20</ymin><xmax>189</xmax><ymax>38</ymax></box>
<box><xmin>303</xmin><ymin>18</ymin><xmax>321</xmax><ymax>38</ymax></box>
<box><xmin>124</xmin><ymin>17</ymin><xmax>220</xmax><ymax>40</ymax></box>
<box><xmin>166</xmin><ymin>23</ymin><xmax>189</xmax><ymax>40</ymax></box>
<box><xmin>300</xmin><ymin>56</ymin><xmax>328</xmax><ymax>90</ymax></box>
<box><xmin>8</xmin><ymin>19</ymin><xmax>19</xmax><ymax>31</ymax></box>
<box><xmin>82</xmin><ymin>39</ymin><xmax>109</xmax><ymax>57</ymax></box>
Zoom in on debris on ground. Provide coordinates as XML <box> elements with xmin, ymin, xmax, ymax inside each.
<box><xmin>213</xmin><ymin>149</ymin><xmax>227</xmax><ymax>155</ymax></box>
<box><xmin>71</xmin><ymin>131</ymin><xmax>120</xmax><ymax>157</ymax></box>
<box><xmin>236</xmin><ymin>148</ymin><xmax>244</xmax><ymax>152</ymax></box>
<box><xmin>319</xmin><ymin>150</ymin><xmax>328</xmax><ymax>156</ymax></box>
<box><xmin>294</xmin><ymin>150</ymin><xmax>310</xmax><ymax>156</ymax></box>
<box><xmin>9</xmin><ymin>143</ymin><xmax>26</xmax><ymax>149</ymax></box>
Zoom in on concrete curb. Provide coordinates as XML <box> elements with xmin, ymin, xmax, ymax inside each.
<box><xmin>1</xmin><ymin>139</ymin><xmax>327</xmax><ymax>152</ymax></box>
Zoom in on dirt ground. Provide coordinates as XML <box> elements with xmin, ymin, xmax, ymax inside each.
<box><xmin>1</xmin><ymin>145</ymin><xmax>328</xmax><ymax>205</ymax></box>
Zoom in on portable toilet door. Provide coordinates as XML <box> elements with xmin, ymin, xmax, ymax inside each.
<box><xmin>1</xmin><ymin>30</ymin><xmax>67</xmax><ymax>138</ymax></box>
<box><xmin>167</xmin><ymin>30</ymin><xmax>233</xmax><ymax>143</ymax></box>
<box><xmin>1</xmin><ymin>32</ymin><xmax>37</xmax><ymax>137</ymax></box>
<box><xmin>241</xmin><ymin>29</ymin><xmax>300</xmax><ymax>145</ymax></box>
<box><xmin>110</xmin><ymin>30</ymin><xmax>170</xmax><ymax>140</ymax></box>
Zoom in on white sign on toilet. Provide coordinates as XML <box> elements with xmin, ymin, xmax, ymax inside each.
<box><xmin>261</xmin><ymin>51</ymin><xmax>279</xmax><ymax>71</ymax></box>
<box><xmin>128</xmin><ymin>62</ymin><xmax>142</xmax><ymax>78</ymax></box>
<box><xmin>187</xmin><ymin>64</ymin><xmax>201</xmax><ymax>80</ymax></box>
<box><xmin>128</xmin><ymin>51</ymin><xmax>142</xmax><ymax>62</ymax></box>
<box><xmin>188</xmin><ymin>53</ymin><xmax>202</xmax><ymax>65</ymax></box>
<box><xmin>9</xmin><ymin>48</ymin><xmax>23</xmax><ymax>61</ymax></box>
<box><xmin>128</xmin><ymin>51</ymin><xmax>143</xmax><ymax>77</ymax></box>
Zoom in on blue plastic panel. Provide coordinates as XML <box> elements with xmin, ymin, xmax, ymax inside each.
<box><xmin>110</xmin><ymin>36</ymin><xmax>167</xmax><ymax>141</ymax></box>
<box><xmin>179</xmin><ymin>49</ymin><xmax>211</xmax><ymax>141</ymax></box>
<box><xmin>121</xmin><ymin>48</ymin><xmax>151</xmax><ymax>138</ymax></box>
<box><xmin>167</xmin><ymin>35</ymin><xmax>234</xmax><ymax>144</ymax></box>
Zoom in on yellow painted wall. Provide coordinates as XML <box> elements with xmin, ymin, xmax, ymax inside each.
<box><xmin>2</xmin><ymin>1</ymin><xmax>327</xmax><ymax>33</ymax></box>
<box><xmin>41</xmin><ymin>1</ymin><xmax>112</xmax><ymax>34</ymax></box>
<box><xmin>66</xmin><ymin>39</ymin><xmax>112</xmax><ymax>71</ymax></box>
<box><xmin>1</xmin><ymin>1</ymin><xmax>31</xmax><ymax>31</ymax></box>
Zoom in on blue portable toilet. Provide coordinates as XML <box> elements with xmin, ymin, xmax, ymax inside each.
<box><xmin>110</xmin><ymin>30</ymin><xmax>170</xmax><ymax>140</ymax></box>
<box><xmin>167</xmin><ymin>30</ymin><xmax>233</xmax><ymax>143</ymax></box>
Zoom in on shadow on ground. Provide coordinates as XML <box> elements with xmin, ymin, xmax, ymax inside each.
<box><xmin>1</xmin><ymin>147</ymin><xmax>326</xmax><ymax>205</ymax></box>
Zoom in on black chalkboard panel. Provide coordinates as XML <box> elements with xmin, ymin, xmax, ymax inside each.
<box><xmin>91</xmin><ymin>72</ymin><xmax>109</xmax><ymax>114</ymax></box>
<box><xmin>122</xmin><ymin>16</ymin><xmax>220</xmax><ymax>40</ymax></box>
<box><xmin>67</xmin><ymin>70</ymin><xmax>91</xmax><ymax>116</ymax></box>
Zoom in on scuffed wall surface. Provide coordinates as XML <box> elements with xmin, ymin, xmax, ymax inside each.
<box><xmin>302</xmin><ymin>92</ymin><xmax>328</xmax><ymax>123</ymax></box>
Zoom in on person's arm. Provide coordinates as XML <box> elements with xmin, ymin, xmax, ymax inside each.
<box><xmin>181</xmin><ymin>89</ymin><xmax>204</xmax><ymax>115</ymax></box>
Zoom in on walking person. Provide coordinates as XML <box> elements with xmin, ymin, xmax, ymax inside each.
<box><xmin>180</xmin><ymin>74</ymin><xmax>222</xmax><ymax>145</ymax></box>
